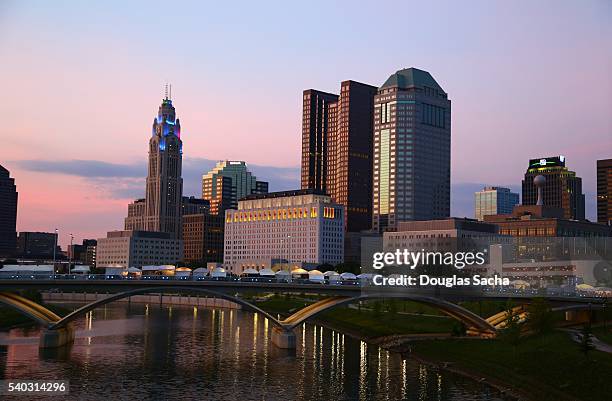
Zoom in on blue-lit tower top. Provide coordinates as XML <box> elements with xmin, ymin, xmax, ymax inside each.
<box><xmin>144</xmin><ymin>87</ymin><xmax>184</xmax><ymax>238</ymax></box>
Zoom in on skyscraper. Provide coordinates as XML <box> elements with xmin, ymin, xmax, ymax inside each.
<box><xmin>597</xmin><ymin>158</ymin><xmax>612</xmax><ymax>224</ymax></box>
<box><xmin>124</xmin><ymin>93</ymin><xmax>184</xmax><ymax>238</ymax></box>
<box><xmin>474</xmin><ymin>186</ymin><xmax>519</xmax><ymax>221</ymax></box>
<box><xmin>522</xmin><ymin>156</ymin><xmax>585</xmax><ymax>220</ymax></box>
<box><xmin>202</xmin><ymin>161</ymin><xmax>268</xmax><ymax>216</ymax></box>
<box><xmin>372</xmin><ymin>68</ymin><xmax>451</xmax><ymax>232</ymax></box>
<box><xmin>300</xmin><ymin>80</ymin><xmax>377</xmax><ymax>232</ymax></box>
<box><xmin>301</xmin><ymin>90</ymin><xmax>339</xmax><ymax>191</ymax></box>
<box><xmin>0</xmin><ymin>164</ymin><xmax>18</xmax><ymax>258</ymax></box>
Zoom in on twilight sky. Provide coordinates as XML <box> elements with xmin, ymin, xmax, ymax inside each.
<box><xmin>1</xmin><ymin>0</ymin><xmax>611</xmax><ymax>247</ymax></box>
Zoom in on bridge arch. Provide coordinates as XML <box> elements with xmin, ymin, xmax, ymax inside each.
<box><xmin>281</xmin><ymin>294</ymin><xmax>498</xmax><ymax>335</ymax></box>
<box><xmin>49</xmin><ymin>287</ymin><xmax>283</xmax><ymax>330</ymax></box>
<box><xmin>0</xmin><ymin>292</ymin><xmax>62</xmax><ymax>327</ymax></box>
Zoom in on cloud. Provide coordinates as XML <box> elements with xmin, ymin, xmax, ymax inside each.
<box><xmin>14</xmin><ymin>159</ymin><xmax>144</xmax><ymax>178</ymax></box>
<box><xmin>14</xmin><ymin>157</ymin><xmax>301</xmax><ymax>199</ymax></box>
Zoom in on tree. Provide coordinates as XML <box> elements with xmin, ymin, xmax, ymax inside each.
<box><xmin>335</xmin><ymin>262</ymin><xmax>361</xmax><ymax>274</ymax></box>
<box><xmin>579</xmin><ymin>323</ymin><xmax>595</xmax><ymax>360</ymax></box>
<box><xmin>527</xmin><ymin>298</ymin><xmax>555</xmax><ymax>336</ymax></box>
<box><xmin>451</xmin><ymin>322</ymin><xmax>467</xmax><ymax>337</ymax></box>
<box><xmin>499</xmin><ymin>303</ymin><xmax>523</xmax><ymax>358</ymax></box>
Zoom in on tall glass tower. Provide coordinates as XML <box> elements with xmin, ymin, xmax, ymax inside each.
<box><xmin>372</xmin><ymin>68</ymin><xmax>451</xmax><ymax>232</ymax></box>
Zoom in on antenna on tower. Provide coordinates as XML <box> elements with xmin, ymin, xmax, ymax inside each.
<box><xmin>169</xmin><ymin>84</ymin><xmax>172</xmax><ymax>100</ymax></box>
<box><xmin>164</xmin><ymin>83</ymin><xmax>169</xmax><ymax>100</ymax></box>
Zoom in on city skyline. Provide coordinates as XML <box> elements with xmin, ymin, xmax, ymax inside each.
<box><xmin>1</xmin><ymin>0</ymin><xmax>610</xmax><ymax>245</ymax></box>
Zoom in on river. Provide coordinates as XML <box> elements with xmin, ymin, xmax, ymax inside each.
<box><xmin>0</xmin><ymin>303</ymin><xmax>512</xmax><ymax>400</ymax></box>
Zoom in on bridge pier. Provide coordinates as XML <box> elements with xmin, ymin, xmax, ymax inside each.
<box><xmin>271</xmin><ymin>326</ymin><xmax>296</xmax><ymax>349</ymax></box>
<box><xmin>39</xmin><ymin>325</ymin><xmax>75</xmax><ymax>349</ymax></box>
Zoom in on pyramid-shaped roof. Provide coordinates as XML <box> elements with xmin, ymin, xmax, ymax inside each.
<box><xmin>381</xmin><ymin>68</ymin><xmax>443</xmax><ymax>91</ymax></box>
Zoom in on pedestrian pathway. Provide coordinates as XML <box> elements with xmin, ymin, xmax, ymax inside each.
<box><xmin>561</xmin><ymin>328</ymin><xmax>612</xmax><ymax>354</ymax></box>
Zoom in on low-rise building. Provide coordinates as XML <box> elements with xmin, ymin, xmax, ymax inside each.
<box><xmin>96</xmin><ymin>230</ymin><xmax>182</xmax><ymax>268</ymax></box>
<box><xmin>223</xmin><ymin>189</ymin><xmax>344</xmax><ymax>274</ymax></box>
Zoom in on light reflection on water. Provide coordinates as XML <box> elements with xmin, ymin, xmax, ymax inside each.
<box><xmin>0</xmin><ymin>303</ymin><xmax>511</xmax><ymax>401</ymax></box>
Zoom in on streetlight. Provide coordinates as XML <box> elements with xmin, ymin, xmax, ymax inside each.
<box><xmin>68</xmin><ymin>233</ymin><xmax>74</xmax><ymax>275</ymax></box>
<box><xmin>53</xmin><ymin>228</ymin><xmax>58</xmax><ymax>274</ymax></box>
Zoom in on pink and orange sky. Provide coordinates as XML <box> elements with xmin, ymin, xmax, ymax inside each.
<box><xmin>1</xmin><ymin>0</ymin><xmax>611</xmax><ymax>247</ymax></box>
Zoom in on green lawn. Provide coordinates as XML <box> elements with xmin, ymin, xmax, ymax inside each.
<box><xmin>593</xmin><ymin>325</ymin><xmax>612</xmax><ymax>345</ymax></box>
<box><xmin>0</xmin><ymin>302</ymin><xmax>73</xmax><ymax>330</ymax></box>
<box><xmin>410</xmin><ymin>331</ymin><xmax>612</xmax><ymax>401</ymax></box>
<box><xmin>255</xmin><ymin>295</ymin><xmax>456</xmax><ymax>337</ymax></box>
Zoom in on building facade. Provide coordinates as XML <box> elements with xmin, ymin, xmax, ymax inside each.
<box><xmin>17</xmin><ymin>232</ymin><xmax>57</xmax><ymax>259</ymax></box>
<box><xmin>474</xmin><ymin>186</ymin><xmax>519</xmax><ymax>221</ymax></box>
<box><xmin>522</xmin><ymin>156</ymin><xmax>585</xmax><ymax>220</ymax></box>
<box><xmin>383</xmin><ymin>218</ymin><xmax>500</xmax><ymax>253</ymax></box>
<box><xmin>372</xmin><ymin>68</ymin><xmax>451</xmax><ymax>232</ymax></box>
<box><xmin>301</xmin><ymin>81</ymin><xmax>377</xmax><ymax>232</ymax></box>
<box><xmin>68</xmin><ymin>239</ymin><xmax>97</xmax><ymax>267</ymax></box>
<box><xmin>223</xmin><ymin>189</ymin><xmax>344</xmax><ymax>273</ymax></box>
<box><xmin>301</xmin><ymin>90</ymin><xmax>339</xmax><ymax>191</ymax></box>
<box><xmin>124</xmin><ymin>95</ymin><xmax>184</xmax><ymax>238</ymax></box>
<box><xmin>597</xmin><ymin>159</ymin><xmax>612</xmax><ymax>225</ymax></box>
<box><xmin>0</xmin><ymin>164</ymin><xmax>18</xmax><ymax>258</ymax></box>
<box><xmin>202</xmin><ymin>161</ymin><xmax>268</xmax><ymax>216</ymax></box>
<box><xmin>96</xmin><ymin>230</ymin><xmax>182</xmax><ymax>268</ymax></box>
<box><xmin>182</xmin><ymin>213</ymin><xmax>224</xmax><ymax>264</ymax></box>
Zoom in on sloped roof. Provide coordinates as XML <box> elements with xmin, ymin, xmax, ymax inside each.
<box><xmin>381</xmin><ymin>68</ymin><xmax>443</xmax><ymax>91</ymax></box>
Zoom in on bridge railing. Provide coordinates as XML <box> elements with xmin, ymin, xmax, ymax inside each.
<box><xmin>0</xmin><ymin>273</ymin><xmax>608</xmax><ymax>300</ymax></box>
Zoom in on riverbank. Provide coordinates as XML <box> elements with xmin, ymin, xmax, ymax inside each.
<box><xmin>255</xmin><ymin>295</ymin><xmax>612</xmax><ymax>401</ymax></box>
<box><xmin>0</xmin><ymin>303</ymin><xmax>71</xmax><ymax>330</ymax></box>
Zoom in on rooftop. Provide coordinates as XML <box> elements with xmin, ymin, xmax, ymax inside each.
<box><xmin>381</xmin><ymin>67</ymin><xmax>444</xmax><ymax>91</ymax></box>
<box><xmin>240</xmin><ymin>188</ymin><xmax>326</xmax><ymax>201</ymax></box>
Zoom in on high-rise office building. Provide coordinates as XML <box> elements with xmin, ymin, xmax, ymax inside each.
<box><xmin>300</xmin><ymin>81</ymin><xmax>377</xmax><ymax>232</ymax></box>
<box><xmin>0</xmin><ymin>164</ymin><xmax>18</xmax><ymax>258</ymax></box>
<box><xmin>202</xmin><ymin>161</ymin><xmax>268</xmax><ymax>216</ymax></box>
<box><xmin>372</xmin><ymin>68</ymin><xmax>451</xmax><ymax>232</ymax></box>
<box><xmin>474</xmin><ymin>186</ymin><xmax>519</xmax><ymax>221</ymax></box>
<box><xmin>597</xmin><ymin>159</ymin><xmax>612</xmax><ymax>225</ymax></box>
<box><xmin>301</xmin><ymin>90</ymin><xmax>339</xmax><ymax>191</ymax></box>
<box><xmin>124</xmin><ymin>94</ymin><xmax>184</xmax><ymax>238</ymax></box>
<box><xmin>522</xmin><ymin>156</ymin><xmax>585</xmax><ymax>220</ymax></box>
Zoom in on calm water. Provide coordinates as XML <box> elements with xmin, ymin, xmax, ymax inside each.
<box><xmin>0</xmin><ymin>303</ymin><xmax>512</xmax><ymax>401</ymax></box>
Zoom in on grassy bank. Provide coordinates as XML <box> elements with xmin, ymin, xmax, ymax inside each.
<box><xmin>593</xmin><ymin>325</ymin><xmax>612</xmax><ymax>345</ymax></box>
<box><xmin>255</xmin><ymin>295</ymin><xmax>456</xmax><ymax>337</ymax></box>
<box><xmin>409</xmin><ymin>331</ymin><xmax>612</xmax><ymax>401</ymax></box>
<box><xmin>0</xmin><ymin>301</ymin><xmax>72</xmax><ymax>330</ymax></box>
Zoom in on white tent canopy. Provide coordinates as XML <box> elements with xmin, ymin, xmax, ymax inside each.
<box><xmin>211</xmin><ymin>267</ymin><xmax>227</xmax><ymax>277</ymax></box>
<box><xmin>259</xmin><ymin>268</ymin><xmax>275</xmax><ymax>276</ymax></box>
<box><xmin>291</xmin><ymin>268</ymin><xmax>308</xmax><ymax>276</ymax></box>
<box><xmin>128</xmin><ymin>267</ymin><xmax>142</xmax><ymax>274</ymax></box>
<box><xmin>323</xmin><ymin>271</ymin><xmax>339</xmax><ymax>277</ymax></box>
<box><xmin>175</xmin><ymin>267</ymin><xmax>192</xmax><ymax>276</ymax></box>
<box><xmin>340</xmin><ymin>272</ymin><xmax>357</xmax><ymax>280</ymax></box>
<box><xmin>193</xmin><ymin>268</ymin><xmax>208</xmax><ymax>276</ymax></box>
<box><xmin>142</xmin><ymin>265</ymin><xmax>175</xmax><ymax>272</ymax></box>
<box><xmin>0</xmin><ymin>265</ymin><xmax>54</xmax><ymax>274</ymax></box>
<box><xmin>308</xmin><ymin>270</ymin><xmax>324</xmax><ymax>282</ymax></box>
<box><xmin>275</xmin><ymin>270</ymin><xmax>291</xmax><ymax>276</ymax></box>
<box><xmin>71</xmin><ymin>265</ymin><xmax>90</xmax><ymax>273</ymax></box>
<box><xmin>241</xmin><ymin>268</ymin><xmax>259</xmax><ymax>275</ymax></box>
